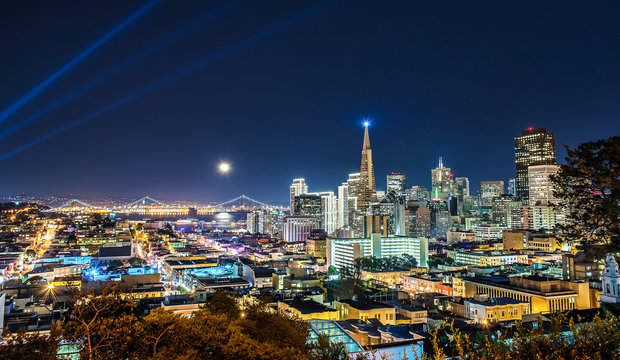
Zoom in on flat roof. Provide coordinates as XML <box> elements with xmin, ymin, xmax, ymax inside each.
<box><xmin>283</xmin><ymin>300</ymin><xmax>336</xmax><ymax>314</ymax></box>
<box><xmin>339</xmin><ymin>299</ymin><xmax>394</xmax><ymax>310</ymax></box>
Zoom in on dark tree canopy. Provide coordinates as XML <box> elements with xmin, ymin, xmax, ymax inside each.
<box><xmin>551</xmin><ymin>136</ymin><xmax>620</xmax><ymax>253</ymax></box>
<box><xmin>0</xmin><ymin>289</ymin><xmax>341</xmax><ymax>360</ymax></box>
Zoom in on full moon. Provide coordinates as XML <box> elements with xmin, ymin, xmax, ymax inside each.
<box><xmin>218</xmin><ymin>162</ymin><xmax>231</xmax><ymax>174</ymax></box>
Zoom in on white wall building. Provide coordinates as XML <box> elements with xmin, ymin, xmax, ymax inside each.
<box><xmin>290</xmin><ymin>178</ymin><xmax>308</xmax><ymax>213</ymax></box>
<box><xmin>337</xmin><ymin>183</ymin><xmax>349</xmax><ymax>229</ymax></box>
<box><xmin>528</xmin><ymin>165</ymin><xmax>560</xmax><ymax>205</ymax></box>
<box><xmin>447</xmin><ymin>250</ymin><xmax>528</xmax><ymax>266</ymax></box>
<box><xmin>327</xmin><ymin>234</ymin><xmax>428</xmax><ymax>270</ymax></box>
<box><xmin>473</xmin><ymin>224</ymin><xmax>507</xmax><ymax>240</ymax></box>
<box><xmin>601</xmin><ymin>254</ymin><xmax>620</xmax><ymax>304</ymax></box>
<box><xmin>281</xmin><ymin>216</ymin><xmax>319</xmax><ymax>243</ymax></box>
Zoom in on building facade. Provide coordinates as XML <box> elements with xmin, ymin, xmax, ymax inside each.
<box><xmin>290</xmin><ymin>178</ymin><xmax>308</xmax><ymax>213</ymax></box>
<box><xmin>327</xmin><ymin>235</ymin><xmax>429</xmax><ymax>270</ymax></box>
<box><xmin>514</xmin><ymin>128</ymin><xmax>556</xmax><ymax>202</ymax></box>
<box><xmin>528</xmin><ymin>164</ymin><xmax>560</xmax><ymax>205</ymax></box>
<box><xmin>281</xmin><ymin>216</ymin><xmax>320</xmax><ymax>243</ymax></box>
<box><xmin>357</xmin><ymin>125</ymin><xmax>376</xmax><ymax>211</ymax></box>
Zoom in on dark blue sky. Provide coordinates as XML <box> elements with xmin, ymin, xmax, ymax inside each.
<box><xmin>1</xmin><ymin>0</ymin><xmax>619</xmax><ymax>205</ymax></box>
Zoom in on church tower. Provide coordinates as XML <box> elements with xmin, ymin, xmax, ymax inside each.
<box><xmin>601</xmin><ymin>254</ymin><xmax>620</xmax><ymax>304</ymax></box>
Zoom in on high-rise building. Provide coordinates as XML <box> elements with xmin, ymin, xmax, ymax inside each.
<box><xmin>346</xmin><ymin>173</ymin><xmax>360</xmax><ymax>224</ymax></box>
<box><xmin>247</xmin><ymin>209</ymin><xmax>283</xmax><ymax>235</ymax></box>
<box><xmin>507</xmin><ymin>178</ymin><xmax>516</xmax><ymax>197</ymax></box>
<box><xmin>431</xmin><ymin>157</ymin><xmax>453</xmax><ymax>201</ymax></box>
<box><xmin>407</xmin><ymin>205</ymin><xmax>431</xmax><ymax>237</ymax></box>
<box><xmin>317</xmin><ymin>191</ymin><xmax>338</xmax><ymax>235</ymax></box>
<box><xmin>327</xmin><ymin>234</ymin><xmax>429</xmax><ymax>269</ymax></box>
<box><xmin>427</xmin><ymin>200</ymin><xmax>451</xmax><ymax>239</ymax></box>
<box><xmin>290</xmin><ymin>178</ymin><xmax>308</xmax><ymax>213</ymax></box>
<box><xmin>454</xmin><ymin>177</ymin><xmax>470</xmax><ymax>216</ymax></box>
<box><xmin>528</xmin><ymin>164</ymin><xmax>560</xmax><ymax>205</ymax></box>
<box><xmin>337</xmin><ymin>183</ymin><xmax>349</xmax><ymax>229</ymax></box>
<box><xmin>406</xmin><ymin>186</ymin><xmax>429</xmax><ymax>203</ymax></box>
<box><xmin>480</xmin><ymin>181</ymin><xmax>504</xmax><ymax>206</ymax></box>
<box><xmin>294</xmin><ymin>194</ymin><xmax>322</xmax><ymax>218</ymax></box>
<box><xmin>281</xmin><ymin>216</ymin><xmax>320</xmax><ymax>242</ymax></box>
<box><xmin>367</xmin><ymin>191</ymin><xmax>406</xmax><ymax>237</ymax></box>
<box><xmin>357</xmin><ymin>124</ymin><xmax>376</xmax><ymax>211</ymax></box>
<box><xmin>454</xmin><ymin>177</ymin><xmax>470</xmax><ymax>198</ymax></box>
<box><xmin>491</xmin><ymin>195</ymin><xmax>522</xmax><ymax>228</ymax></box>
<box><xmin>387</xmin><ymin>173</ymin><xmax>406</xmax><ymax>196</ymax></box>
<box><xmin>514</xmin><ymin>128</ymin><xmax>556</xmax><ymax>202</ymax></box>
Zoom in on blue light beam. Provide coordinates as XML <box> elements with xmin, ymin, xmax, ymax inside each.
<box><xmin>0</xmin><ymin>0</ymin><xmax>160</xmax><ymax>124</ymax></box>
<box><xmin>0</xmin><ymin>0</ymin><xmax>341</xmax><ymax>161</ymax></box>
<box><xmin>0</xmin><ymin>0</ymin><xmax>244</xmax><ymax>140</ymax></box>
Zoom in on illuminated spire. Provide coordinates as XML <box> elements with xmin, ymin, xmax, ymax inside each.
<box><xmin>363</xmin><ymin>122</ymin><xmax>371</xmax><ymax>150</ymax></box>
<box><xmin>438</xmin><ymin>156</ymin><xmax>443</xmax><ymax>168</ymax></box>
<box><xmin>358</xmin><ymin>123</ymin><xmax>376</xmax><ymax>211</ymax></box>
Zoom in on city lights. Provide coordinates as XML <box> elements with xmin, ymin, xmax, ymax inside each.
<box><xmin>0</xmin><ymin>1</ymin><xmax>616</xmax><ymax>357</ymax></box>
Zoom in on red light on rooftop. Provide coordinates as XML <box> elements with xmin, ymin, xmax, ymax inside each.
<box><xmin>528</xmin><ymin>127</ymin><xmax>533</xmax><ymax>131</ymax></box>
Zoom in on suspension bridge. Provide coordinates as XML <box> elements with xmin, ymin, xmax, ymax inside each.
<box><xmin>47</xmin><ymin>194</ymin><xmax>283</xmax><ymax>214</ymax></box>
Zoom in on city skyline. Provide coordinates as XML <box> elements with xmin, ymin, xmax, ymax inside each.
<box><xmin>2</xmin><ymin>1</ymin><xmax>619</xmax><ymax>202</ymax></box>
<box><xmin>0</xmin><ymin>123</ymin><xmax>585</xmax><ymax>205</ymax></box>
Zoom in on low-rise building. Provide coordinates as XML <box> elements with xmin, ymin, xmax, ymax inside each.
<box><xmin>278</xmin><ymin>299</ymin><xmax>338</xmax><ymax>321</ymax></box>
<box><xmin>446</xmin><ymin>250</ymin><xmax>528</xmax><ymax>267</ymax></box>
<box><xmin>464</xmin><ymin>295</ymin><xmax>530</xmax><ymax>323</ymax></box>
<box><xmin>360</xmin><ymin>269</ymin><xmax>409</xmax><ymax>287</ymax></box>
<box><xmin>462</xmin><ymin>275</ymin><xmax>599</xmax><ymax>314</ymax></box>
<box><xmin>334</xmin><ymin>299</ymin><xmax>397</xmax><ymax>325</ymax></box>
<box><xmin>402</xmin><ymin>275</ymin><xmax>453</xmax><ymax>296</ymax></box>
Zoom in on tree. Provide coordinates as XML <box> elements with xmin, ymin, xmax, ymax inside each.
<box><xmin>5</xmin><ymin>287</ymin><xmax>348</xmax><ymax>360</ymax></box>
<box><xmin>129</xmin><ymin>257</ymin><xmax>145</xmax><ymax>267</ymax></box>
<box><xmin>309</xmin><ymin>333</ymin><xmax>348</xmax><ymax>360</ymax></box>
<box><xmin>419</xmin><ymin>313</ymin><xmax>620</xmax><ymax>360</ymax></box>
<box><xmin>106</xmin><ymin>260</ymin><xmax>123</xmax><ymax>271</ymax></box>
<box><xmin>0</xmin><ymin>327</ymin><xmax>60</xmax><ymax>360</ymax></box>
<box><xmin>59</xmin><ymin>288</ymin><xmax>139</xmax><ymax>360</ymax></box>
<box><xmin>551</xmin><ymin>136</ymin><xmax>620</xmax><ymax>253</ymax></box>
<box><xmin>203</xmin><ymin>290</ymin><xmax>241</xmax><ymax>319</ymax></box>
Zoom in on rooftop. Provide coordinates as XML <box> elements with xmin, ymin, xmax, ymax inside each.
<box><xmin>466</xmin><ymin>297</ymin><xmax>528</xmax><ymax>306</ymax></box>
<box><xmin>339</xmin><ymin>299</ymin><xmax>394</xmax><ymax>310</ymax></box>
<box><xmin>282</xmin><ymin>299</ymin><xmax>336</xmax><ymax>314</ymax></box>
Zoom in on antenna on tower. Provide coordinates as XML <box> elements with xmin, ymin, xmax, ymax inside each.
<box><xmin>439</xmin><ymin>156</ymin><xmax>443</xmax><ymax>168</ymax></box>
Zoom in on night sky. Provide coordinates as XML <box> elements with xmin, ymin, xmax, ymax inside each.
<box><xmin>1</xmin><ymin>1</ymin><xmax>619</xmax><ymax>205</ymax></box>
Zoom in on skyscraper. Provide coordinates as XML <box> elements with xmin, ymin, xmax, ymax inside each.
<box><xmin>507</xmin><ymin>178</ymin><xmax>516</xmax><ymax>196</ymax></box>
<box><xmin>454</xmin><ymin>177</ymin><xmax>470</xmax><ymax>216</ymax></box>
<box><xmin>387</xmin><ymin>173</ymin><xmax>406</xmax><ymax>196</ymax></box>
<box><xmin>293</xmin><ymin>194</ymin><xmax>322</xmax><ymax>218</ymax></box>
<box><xmin>454</xmin><ymin>177</ymin><xmax>470</xmax><ymax>197</ymax></box>
<box><xmin>337</xmin><ymin>182</ymin><xmax>349</xmax><ymax>229</ymax></box>
<box><xmin>528</xmin><ymin>164</ymin><xmax>560</xmax><ymax>205</ymax></box>
<box><xmin>431</xmin><ymin>157</ymin><xmax>452</xmax><ymax>201</ymax></box>
<box><xmin>480</xmin><ymin>180</ymin><xmax>504</xmax><ymax>206</ymax></box>
<box><xmin>357</xmin><ymin>124</ymin><xmax>376</xmax><ymax>211</ymax></box>
<box><xmin>406</xmin><ymin>186</ymin><xmax>430</xmax><ymax>203</ymax></box>
<box><xmin>346</xmin><ymin>173</ymin><xmax>360</xmax><ymax>228</ymax></box>
<box><xmin>317</xmin><ymin>191</ymin><xmax>338</xmax><ymax>235</ymax></box>
<box><xmin>281</xmin><ymin>216</ymin><xmax>320</xmax><ymax>242</ymax></box>
<box><xmin>514</xmin><ymin>128</ymin><xmax>556</xmax><ymax>202</ymax></box>
<box><xmin>290</xmin><ymin>178</ymin><xmax>308</xmax><ymax>213</ymax></box>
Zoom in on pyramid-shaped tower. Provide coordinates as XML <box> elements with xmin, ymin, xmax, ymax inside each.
<box><xmin>357</xmin><ymin>124</ymin><xmax>376</xmax><ymax>211</ymax></box>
